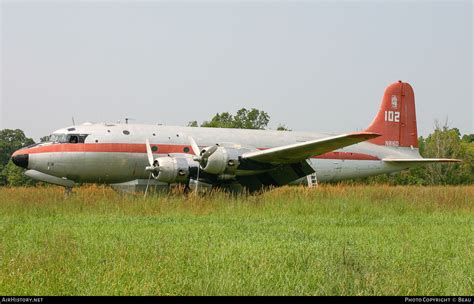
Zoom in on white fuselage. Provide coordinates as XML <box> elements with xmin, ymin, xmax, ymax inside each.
<box><xmin>17</xmin><ymin>123</ymin><xmax>421</xmax><ymax>185</ymax></box>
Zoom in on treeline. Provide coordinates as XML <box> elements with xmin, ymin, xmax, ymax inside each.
<box><xmin>0</xmin><ymin>109</ymin><xmax>472</xmax><ymax>186</ymax></box>
<box><xmin>0</xmin><ymin>129</ymin><xmax>36</xmax><ymax>186</ymax></box>
<box><xmin>187</xmin><ymin>108</ymin><xmax>290</xmax><ymax>131</ymax></box>
<box><xmin>347</xmin><ymin>122</ymin><xmax>474</xmax><ymax>185</ymax></box>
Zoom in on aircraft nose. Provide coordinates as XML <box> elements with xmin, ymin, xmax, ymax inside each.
<box><xmin>11</xmin><ymin>154</ymin><xmax>29</xmax><ymax>169</ymax></box>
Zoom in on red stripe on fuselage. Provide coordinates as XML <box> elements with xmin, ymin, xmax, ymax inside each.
<box><xmin>14</xmin><ymin>143</ymin><xmax>190</xmax><ymax>155</ymax></box>
<box><xmin>14</xmin><ymin>143</ymin><xmax>380</xmax><ymax>161</ymax></box>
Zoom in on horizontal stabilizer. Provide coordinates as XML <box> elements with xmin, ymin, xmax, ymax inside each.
<box><xmin>383</xmin><ymin>158</ymin><xmax>461</xmax><ymax>164</ymax></box>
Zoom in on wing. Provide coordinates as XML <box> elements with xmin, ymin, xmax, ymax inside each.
<box><xmin>235</xmin><ymin>132</ymin><xmax>379</xmax><ymax>191</ymax></box>
<box><xmin>241</xmin><ymin>132</ymin><xmax>380</xmax><ymax>165</ymax></box>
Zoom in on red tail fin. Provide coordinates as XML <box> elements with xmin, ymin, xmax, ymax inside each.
<box><xmin>365</xmin><ymin>81</ymin><xmax>418</xmax><ymax>148</ymax></box>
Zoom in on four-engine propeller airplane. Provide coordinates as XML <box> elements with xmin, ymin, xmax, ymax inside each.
<box><xmin>11</xmin><ymin>81</ymin><xmax>459</xmax><ymax>192</ymax></box>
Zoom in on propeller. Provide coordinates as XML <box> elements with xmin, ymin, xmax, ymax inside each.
<box><xmin>187</xmin><ymin>136</ymin><xmax>201</xmax><ymax>193</ymax></box>
<box><xmin>144</xmin><ymin>171</ymin><xmax>152</xmax><ymax>198</ymax></box>
<box><xmin>145</xmin><ymin>138</ymin><xmax>156</xmax><ymax>172</ymax></box>
<box><xmin>188</xmin><ymin>136</ymin><xmax>218</xmax><ymax>164</ymax></box>
<box><xmin>188</xmin><ymin>136</ymin><xmax>201</xmax><ymax>158</ymax></box>
<box><xmin>200</xmin><ymin>145</ymin><xmax>218</xmax><ymax>166</ymax></box>
<box><xmin>187</xmin><ymin>136</ymin><xmax>219</xmax><ymax>193</ymax></box>
<box><xmin>144</xmin><ymin>138</ymin><xmax>158</xmax><ymax>198</ymax></box>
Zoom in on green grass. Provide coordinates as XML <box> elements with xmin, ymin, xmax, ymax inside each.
<box><xmin>0</xmin><ymin>185</ymin><xmax>472</xmax><ymax>295</ymax></box>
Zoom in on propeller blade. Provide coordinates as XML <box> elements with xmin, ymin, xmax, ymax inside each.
<box><xmin>145</xmin><ymin>165</ymin><xmax>159</xmax><ymax>172</ymax></box>
<box><xmin>201</xmin><ymin>145</ymin><xmax>218</xmax><ymax>159</ymax></box>
<box><xmin>195</xmin><ymin>165</ymin><xmax>200</xmax><ymax>194</ymax></box>
<box><xmin>188</xmin><ymin>136</ymin><xmax>201</xmax><ymax>156</ymax></box>
<box><xmin>144</xmin><ymin>172</ymin><xmax>152</xmax><ymax>198</ymax></box>
<box><xmin>145</xmin><ymin>138</ymin><xmax>154</xmax><ymax>167</ymax></box>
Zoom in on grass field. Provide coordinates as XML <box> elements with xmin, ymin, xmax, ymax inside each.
<box><xmin>0</xmin><ymin>185</ymin><xmax>472</xmax><ymax>295</ymax></box>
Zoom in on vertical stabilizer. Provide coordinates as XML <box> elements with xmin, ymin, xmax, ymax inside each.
<box><xmin>365</xmin><ymin>81</ymin><xmax>418</xmax><ymax>148</ymax></box>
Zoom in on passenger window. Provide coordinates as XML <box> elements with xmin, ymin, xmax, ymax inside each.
<box><xmin>123</xmin><ymin>130</ymin><xmax>130</xmax><ymax>135</ymax></box>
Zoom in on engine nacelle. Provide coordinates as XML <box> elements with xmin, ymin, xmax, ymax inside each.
<box><xmin>154</xmin><ymin>156</ymin><xmax>197</xmax><ymax>184</ymax></box>
<box><xmin>201</xmin><ymin>146</ymin><xmax>250</xmax><ymax>175</ymax></box>
<box><xmin>201</xmin><ymin>147</ymin><xmax>229</xmax><ymax>174</ymax></box>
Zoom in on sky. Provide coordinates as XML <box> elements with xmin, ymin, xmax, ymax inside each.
<box><xmin>1</xmin><ymin>0</ymin><xmax>472</xmax><ymax>141</ymax></box>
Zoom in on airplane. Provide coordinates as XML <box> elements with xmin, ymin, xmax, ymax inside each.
<box><xmin>11</xmin><ymin>81</ymin><xmax>459</xmax><ymax>193</ymax></box>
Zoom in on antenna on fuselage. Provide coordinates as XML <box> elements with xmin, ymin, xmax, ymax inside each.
<box><xmin>72</xmin><ymin>117</ymin><xmax>76</xmax><ymax>126</ymax></box>
<box><xmin>125</xmin><ymin>118</ymin><xmax>136</xmax><ymax>125</ymax></box>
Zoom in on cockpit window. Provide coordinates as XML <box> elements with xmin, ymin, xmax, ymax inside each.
<box><xmin>69</xmin><ymin>135</ymin><xmax>79</xmax><ymax>143</ymax></box>
<box><xmin>48</xmin><ymin>134</ymin><xmax>88</xmax><ymax>143</ymax></box>
<box><xmin>69</xmin><ymin>134</ymin><xmax>88</xmax><ymax>143</ymax></box>
<box><xmin>49</xmin><ymin>134</ymin><xmax>67</xmax><ymax>143</ymax></box>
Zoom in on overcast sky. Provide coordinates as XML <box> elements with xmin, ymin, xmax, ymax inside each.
<box><xmin>1</xmin><ymin>0</ymin><xmax>472</xmax><ymax>141</ymax></box>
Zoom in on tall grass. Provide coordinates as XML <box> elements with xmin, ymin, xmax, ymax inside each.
<box><xmin>0</xmin><ymin>185</ymin><xmax>472</xmax><ymax>295</ymax></box>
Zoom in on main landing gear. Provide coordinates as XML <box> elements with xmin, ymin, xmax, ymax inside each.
<box><xmin>64</xmin><ymin>186</ymin><xmax>73</xmax><ymax>197</ymax></box>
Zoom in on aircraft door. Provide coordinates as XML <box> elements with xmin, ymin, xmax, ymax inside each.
<box><xmin>309</xmin><ymin>159</ymin><xmax>337</xmax><ymax>182</ymax></box>
<box><xmin>331</xmin><ymin>160</ymin><xmax>343</xmax><ymax>180</ymax></box>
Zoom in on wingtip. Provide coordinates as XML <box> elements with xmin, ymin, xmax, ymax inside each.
<box><xmin>383</xmin><ymin>158</ymin><xmax>462</xmax><ymax>163</ymax></box>
<box><xmin>424</xmin><ymin>158</ymin><xmax>462</xmax><ymax>163</ymax></box>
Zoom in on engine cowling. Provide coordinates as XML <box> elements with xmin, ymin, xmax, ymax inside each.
<box><xmin>201</xmin><ymin>147</ymin><xmax>229</xmax><ymax>174</ymax></box>
<box><xmin>153</xmin><ymin>156</ymin><xmax>197</xmax><ymax>184</ymax></box>
<box><xmin>200</xmin><ymin>145</ymin><xmax>251</xmax><ymax>175</ymax></box>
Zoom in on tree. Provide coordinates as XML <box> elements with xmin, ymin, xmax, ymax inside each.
<box><xmin>461</xmin><ymin>140</ymin><xmax>474</xmax><ymax>184</ymax></box>
<box><xmin>0</xmin><ymin>129</ymin><xmax>35</xmax><ymax>166</ymax></box>
<box><xmin>186</xmin><ymin>121</ymin><xmax>198</xmax><ymax>127</ymax></box>
<box><xmin>233</xmin><ymin>108</ymin><xmax>270</xmax><ymax>129</ymax></box>
<box><xmin>419</xmin><ymin>121</ymin><xmax>470</xmax><ymax>184</ymax></box>
<box><xmin>462</xmin><ymin>134</ymin><xmax>474</xmax><ymax>143</ymax></box>
<box><xmin>40</xmin><ymin>135</ymin><xmax>51</xmax><ymax>142</ymax></box>
<box><xmin>0</xmin><ymin>129</ymin><xmax>35</xmax><ymax>186</ymax></box>
<box><xmin>2</xmin><ymin>160</ymin><xmax>35</xmax><ymax>186</ymax></box>
<box><xmin>343</xmin><ymin>121</ymin><xmax>473</xmax><ymax>185</ymax></box>
<box><xmin>197</xmin><ymin>108</ymin><xmax>271</xmax><ymax>130</ymax></box>
<box><xmin>201</xmin><ymin>112</ymin><xmax>236</xmax><ymax>129</ymax></box>
<box><xmin>277</xmin><ymin>124</ymin><xmax>291</xmax><ymax>131</ymax></box>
